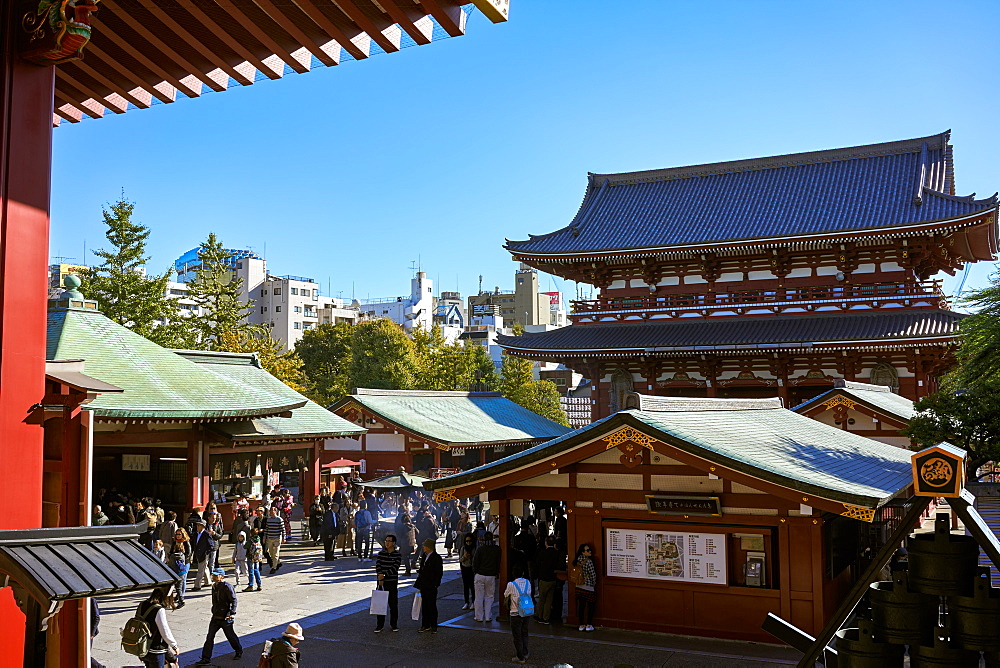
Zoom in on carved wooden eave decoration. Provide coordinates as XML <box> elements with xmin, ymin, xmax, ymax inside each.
<box><xmin>20</xmin><ymin>0</ymin><xmax>100</xmax><ymax>65</ymax></box>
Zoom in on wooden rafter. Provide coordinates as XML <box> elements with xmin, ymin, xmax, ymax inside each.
<box><xmin>380</xmin><ymin>0</ymin><xmax>432</xmax><ymax>44</ymax></box>
<box><xmin>91</xmin><ymin>16</ymin><xmax>200</xmax><ymax>97</ymax></box>
<box><xmin>336</xmin><ymin>1</ymin><xmax>400</xmax><ymax>52</ymax></box>
<box><xmin>54</xmin><ymin>89</ymin><xmax>99</xmax><ymax>120</ymax></box>
<box><xmin>85</xmin><ymin>44</ymin><xmax>174</xmax><ymax>104</ymax></box>
<box><xmin>135</xmin><ymin>0</ymin><xmax>254</xmax><ymax>86</ymax></box>
<box><xmin>173</xmin><ymin>0</ymin><xmax>282</xmax><ymax>80</ymax></box>
<box><xmin>288</xmin><ymin>0</ymin><xmax>369</xmax><ymax>61</ymax></box>
<box><xmin>210</xmin><ymin>0</ymin><xmax>310</xmax><ymax>74</ymax></box>
<box><xmin>72</xmin><ymin>59</ymin><xmax>150</xmax><ymax>109</ymax></box>
<box><xmin>55</xmin><ymin>70</ymin><xmax>122</xmax><ymax>114</ymax></box>
<box><xmin>419</xmin><ymin>0</ymin><xmax>463</xmax><ymax>36</ymax></box>
<box><xmin>101</xmin><ymin>0</ymin><xmax>226</xmax><ymax>93</ymax></box>
<box><xmin>250</xmin><ymin>0</ymin><xmax>339</xmax><ymax>67</ymax></box>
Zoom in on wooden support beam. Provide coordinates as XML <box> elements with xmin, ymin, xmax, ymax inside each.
<box><xmin>85</xmin><ymin>44</ymin><xmax>174</xmax><ymax>104</ymax></box>
<box><xmin>91</xmin><ymin>17</ymin><xmax>201</xmax><ymax>98</ymax></box>
<box><xmin>792</xmin><ymin>495</ymin><xmax>931</xmax><ymax>667</ymax></box>
<box><xmin>71</xmin><ymin>59</ymin><xmax>150</xmax><ymax>109</ymax></box>
<box><xmin>54</xmin><ymin>70</ymin><xmax>123</xmax><ymax>114</ymax></box>
<box><xmin>101</xmin><ymin>0</ymin><xmax>226</xmax><ymax>92</ymax></box>
<box><xmin>54</xmin><ymin>89</ymin><xmax>101</xmax><ymax>119</ymax></box>
<box><xmin>136</xmin><ymin>0</ymin><xmax>254</xmax><ymax>86</ymax></box>
<box><xmin>380</xmin><ymin>0</ymin><xmax>432</xmax><ymax>44</ymax></box>
<box><xmin>337</xmin><ymin>1</ymin><xmax>400</xmax><ymax>52</ymax></box>
<box><xmin>174</xmin><ymin>0</ymin><xmax>282</xmax><ymax>80</ymax></box>
<box><xmin>249</xmin><ymin>0</ymin><xmax>339</xmax><ymax>66</ymax></box>
<box><xmin>209</xmin><ymin>0</ymin><xmax>310</xmax><ymax>74</ymax></box>
<box><xmin>419</xmin><ymin>0</ymin><xmax>464</xmax><ymax>36</ymax></box>
<box><xmin>288</xmin><ymin>0</ymin><xmax>369</xmax><ymax>61</ymax></box>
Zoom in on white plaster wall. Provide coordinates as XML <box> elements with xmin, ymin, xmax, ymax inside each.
<box><xmin>853</xmin><ymin>263</ymin><xmax>877</xmax><ymax>274</ymax></box>
<box><xmin>656</xmin><ymin>276</ymin><xmax>680</xmax><ymax>286</ymax></box>
<box><xmin>785</xmin><ymin>268</ymin><xmax>812</xmax><ymax>279</ymax></box>
<box><xmin>815</xmin><ymin>266</ymin><xmax>839</xmax><ymax>276</ymax></box>
<box><xmin>650</xmin><ymin>475</ymin><xmax>723</xmax><ymax>493</ymax></box>
<box><xmin>577</xmin><ymin>473</ymin><xmax>644</xmax><ymax>489</ymax></box>
<box><xmin>717</xmin><ymin>272</ymin><xmax>743</xmax><ymax>282</ymax></box>
<box><xmin>365</xmin><ymin>433</ymin><xmax>407</xmax><ymax>451</ymax></box>
<box><xmin>512</xmin><ymin>473</ymin><xmax>570</xmax><ymax>488</ymax></box>
<box><xmin>325</xmin><ymin>436</ymin><xmax>361</xmax><ymax>451</ymax></box>
<box><xmin>748</xmin><ymin>270</ymin><xmax>777</xmax><ymax>280</ymax></box>
<box><xmin>682</xmin><ymin>274</ymin><xmax>707</xmax><ymax>284</ymax></box>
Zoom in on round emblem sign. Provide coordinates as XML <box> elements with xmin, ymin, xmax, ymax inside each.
<box><xmin>920</xmin><ymin>457</ymin><xmax>953</xmax><ymax>487</ymax></box>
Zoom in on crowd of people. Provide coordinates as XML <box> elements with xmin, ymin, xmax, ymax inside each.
<box><xmin>105</xmin><ymin>476</ymin><xmax>601</xmax><ymax>666</ymax></box>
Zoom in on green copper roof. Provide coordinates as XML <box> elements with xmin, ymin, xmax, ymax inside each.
<box><xmin>793</xmin><ymin>380</ymin><xmax>915</xmax><ymax>423</ymax></box>
<box><xmin>332</xmin><ymin>389</ymin><xmax>572</xmax><ymax>446</ymax></box>
<box><xmin>176</xmin><ymin>350</ymin><xmax>364</xmax><ymax>441</ymax></box>
<box><xmin>47</xmin><ymin>307</ymin><xmax>302</xmax><ymax>419</ymax></box>
<box><xmin>427</xmin><ymin>396</ymin><xmax>918</xmax><ymax>509</ymax></box>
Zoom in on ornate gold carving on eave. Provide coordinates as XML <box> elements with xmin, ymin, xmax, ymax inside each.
<box><xmin>604</xmin><ymin>427</ymin><xmax>657</xmax><ymax>451</ymax></box>
<box><xmin>840</xmin><ymin>504</ymin><xmax>875</xmax><ymax>523</ymax></box>
<box><xmin>821</xmin><ymin>396</ymin><xmax>857</xmax><ymax>411</ymax></box>
<box><xmin>434</xmin><ymin>489</ymin><xmax>457</xmax><ymax>503</ymax></box>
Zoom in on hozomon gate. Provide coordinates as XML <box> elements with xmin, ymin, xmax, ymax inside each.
<box><xmin>499</xmin><ymin>133</ymin><xmax>999</xmax><ymax>419</ymax></box>
<box><xmin>0</xmin><ymin>1</ymin><xmax>509</xmax><ymax>663</ymax></box>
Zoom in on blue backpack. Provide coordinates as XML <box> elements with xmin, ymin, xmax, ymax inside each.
<box><xmin>512</xmin><ymin>578</ymin><xmax>534</xmax><ymax>617</ymax></box>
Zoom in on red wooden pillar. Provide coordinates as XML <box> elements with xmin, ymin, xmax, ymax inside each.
<box><xmin>0</xmin><ymin>4</ymin><xmax>56</xmax><ymax>658</ymax></box>
<box><xmin>303</xmin><ymin>440</ymin><xmax>320</xmax><ymax>503</ymax></box>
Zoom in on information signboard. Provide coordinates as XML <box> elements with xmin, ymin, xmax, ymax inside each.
<box><xmin>606</xmin><ymin>528</ymin><xmax>727</xmax><ymax>585</ymax></box>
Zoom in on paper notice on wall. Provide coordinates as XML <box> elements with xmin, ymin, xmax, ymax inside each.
<box><xmin>605</xmin><ymin>528</ymin><xmax>727</xmax><ymax>585</ymax></box>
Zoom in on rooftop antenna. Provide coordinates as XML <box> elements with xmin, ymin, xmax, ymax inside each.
<box><xmin>409</xmin><ymin>260</ymin><xmax>418</xmax><ymax>277</ymax></box>
<box><xmin>478</xmin><ymin>274</ymin><xmax>483</xmax><ymax>294</ymax></box>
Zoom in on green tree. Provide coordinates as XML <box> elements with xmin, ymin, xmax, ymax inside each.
<box><xmin>295</xmin><ymin>322</ymin><xmax>354</xmax><ymax>405</ymax></box>
<box><xmin>497</xmin><ymin>324</ymin><xmax>569</xmax><ymax>425</ymax></box>
<box><xmin>78</xmin><ymin>197</ymin><xmax>178</xmax><ymax>345</ymax></box>
<box><xmin>185</xmin><ymin>233</ymin><xmax>259</xmax><ymax>350</ymax></box>
<box><xmin>952</xmin><ymin>278</ymin><xmax>1000</xmax><ymax>387</ymax></box>
<box><xmin>348</xmin><ymin>319</ymin><xmax>419</xmax><ymax>391</ymax></box>
<box><xmin>467</xmin><ymin>343</ymin><xmax>498</xmax><ymax>392</ymax></box>
<box><xmin>905</xmin><ymin>381</ymin><xmax>1000</xmax><ymax>473</ymax></box>
<box><xmin>219</xmin><ymin>329</ymin><xmax>308</xmax><ymax>394</ymax></box>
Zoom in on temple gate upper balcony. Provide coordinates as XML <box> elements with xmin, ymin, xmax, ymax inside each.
<box><xmin>569</xmin><ymin>280</ymin><xmax>948</xmax><ymax>323</ymax></box>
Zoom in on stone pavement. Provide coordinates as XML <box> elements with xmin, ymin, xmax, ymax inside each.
<box><xmin>93</xmin><ymin>538</ymin><xmax>800</xmax><ymax>667</ymax></box>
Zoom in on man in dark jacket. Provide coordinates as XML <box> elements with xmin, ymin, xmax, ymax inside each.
<box><xmin>320</xmin><ymin>503</ymin><xmax>340</xmax><ymax>560</ymax></box>
<box><xmin>191</xmin><ymin>519</ymin><xmax>216</xmax><ymax>592</ymax></box>
<box><xmin>472</xmin><ymin>531</ymin><xmax>502</xmax><ymax>622</ymax></box>
<box><xmin>196</xmin><ymin>568</ymin><xmax>242</xmax><ymax>665</ymax></box>
<box><xmin>308</xmin><ymin>496</ymin><xmax>325</xmax><ymax>546</ymax></box>
<box><xmin>536</xmin><ymin>536</ymin><xmax>565</xmax><ymax>624</ymax></box>
<box><xmin>415</xmin><ymin>538</ymin><xmax>443</xmax><ymax>633</ymax></box>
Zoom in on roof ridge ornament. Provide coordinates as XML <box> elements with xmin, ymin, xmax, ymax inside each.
<box><xmin>914</xmin><ymin>141</ymin><xmax>929</xmax><ymax>206</ymax></box>
<box><xmin>49</xmin><ymin>274</ymin><xmax>100</xmax><ymax>312</ymax></box>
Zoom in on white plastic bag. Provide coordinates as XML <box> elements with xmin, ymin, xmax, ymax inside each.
<box><xmin>370</xmin><ymin>588</ymin><xmax>389</xmax><ymax>616</ymax></box>
<box><xmin>411</xmin><ymin>592</ymin><xmax>422</xmax><ymax>621</ymax></box>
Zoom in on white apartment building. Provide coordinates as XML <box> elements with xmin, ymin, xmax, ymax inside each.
<box><xmin>357</xmin><ymin>271</ymin><xmax>435</xmax><ymax>335</ymax></box>
<box><xmin>234</xmin><ymin>257</ymin><xmax>322</xmax><ymax>350</ymax></box>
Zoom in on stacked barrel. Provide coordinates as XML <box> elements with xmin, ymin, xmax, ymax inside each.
<box><xmin>837</xmin><ymin>514</ymin><xmax>999</xmax><ymax>667</ymax></box>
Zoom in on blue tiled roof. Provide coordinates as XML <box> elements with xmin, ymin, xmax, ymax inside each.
<box><xmin>507</xmin><ymin>132</ymin><xmax>998</xmax><ymax>255</ymax></box>
<box><xmin>497</xmin><ymin>309</ymin><xmax>964</xmax><ymax>354</ymax></box>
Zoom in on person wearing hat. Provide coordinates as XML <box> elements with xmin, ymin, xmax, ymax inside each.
<box><xmin>264</xmin><ymin>623</ymin><xmax>304</xmax><ymax>667</ymax></box>
<box><xmin>195</xmin><ymin>568</ymin><xmax>243</xmax><ymax>665</ymax></box>
<box><xmin>190</xmin><ymin>518</ymin><xmax>216</xmax><ymax>592</ymax></box>
<box><xmin>414</xmin><ymin>537</ymin><xmax>443</xmax><ymax>633</ymax></box>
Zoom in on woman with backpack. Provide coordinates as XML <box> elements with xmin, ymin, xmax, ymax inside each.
<box><xmin>244</xmin><ymin>529</ymin><xmax>264</xmax><ymax>592</ymax></box>
<box><xmin>572</xmin><ymin>543</ymin><xmax>598</xmax><ymax>632</ymax></box>
<box><xmin>127</xmin><ymin>586</ymin><xmax>179</xmax><ymax>667</ymax></box>
<box><xmin>503</xmin><ymin>564</ymin><xmax>532</xmax><ymax>664</ymax></box>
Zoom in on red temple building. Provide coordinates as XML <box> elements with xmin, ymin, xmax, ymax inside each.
<box><xmin>499</xmin><ymin>132</ymin><xmax>998</xmax><ymax>419</ymax></box>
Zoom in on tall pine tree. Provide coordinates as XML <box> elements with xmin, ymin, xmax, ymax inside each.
<box><xmin>78</xmin><ymin>197</ymin><xmax>179</xmax><ymax>346</ymax></box>
<box><xmin>185</xmin><ymin>233</ymin><xmax>260</xmax><ymax>350</ymax></box>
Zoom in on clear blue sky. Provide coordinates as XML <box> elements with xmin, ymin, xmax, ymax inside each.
<box><xmin>50</xmin><ymin>1</ymin><xmax>1000</xmax><ymax>304</ymax></box>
